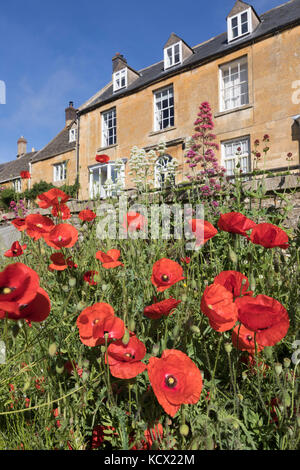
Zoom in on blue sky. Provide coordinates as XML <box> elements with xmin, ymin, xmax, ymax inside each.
<box><xmin>0</xmin><ymin>0</ymin><xmax>286</xmax><ymax>163</ymax></box>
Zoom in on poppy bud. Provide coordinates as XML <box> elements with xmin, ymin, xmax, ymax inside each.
<box><xmin>122</xmin><ymin>329</ymin><xmax>130</xmax><ymax>346</ymax></box>
<box><xmin>229</xmin><ymin>247</ymin><xmax>237</xmax><ymax>264</ymax></box>
<box><xmin>275</xmin><ymin>363</ymin><xmax>282</xmax><ymax>375</ymax></box>
<box><xmin>69</xmin><ymin>277</ymin><xmax>76</xmax><ymax>287</ymax></box>
<box><xmin>102</xmin><ymin>284</ymin><xmax>108</xmax><ymax>291</ymax></box>
<box><xmin>224</xmin><ymin>343</ymin><xmax>232</xmax><ymax>354</ymax></box>
<box><xmin>100</xmin><ymin>345</ymin><xmax>106</xmax><ymax>353</ymax></box>
<box><xmin>129</xmin><ymin>319</ymin><xmax>136</xmax><ymax>332</ymax></box>
<box><xmin>48</xmin><ymin>343</ymin><xmax>57</xmax><ymax>357</ymax></box>
<box><xmin>237</xmin><ymin>394</ymin><xmax>243</xmax><ymax>402</ymax></box>
<box><xmin>264</xmin><ymin>346</ymin><xmax>273</xmax><ymax>360</ymax></box>
<box><xmin>180</xmin><ymin>424</ymin><xmax>189</xmax><ymax>436</ymax></box>
<box><xmin>190</xmin><ymin>325</ymin><xmax>200</xmax><ymax>335</ymax></box>
<box><xmin>242</xmin><ymin>371</ymin><xmax>247</xmax><ymax>380</ymax></box>
<box><xmin>56</xmin><ymin>364</ymin><xmax>65</xmax><ymax>374</ymax></box>
<box><xmin>249</xmin><ymin>272</ymin><xmax>256</xmax><ymax>291</ymax></box>
<box><xmin>283</xmin><ymin>358</ymin><xmax>291</xmax><ymax>368</ymax></box>
<box><xmin>283</xmin><ymin>391</ymin><xmax>291</xmax><ymax>408</ymax></box>
<box><xmin>62</xmin><ymin>285</ymin><xmax>69</xmax><ymax>293</ymax></box>
<box><xmin>152</xmin><ymin>344</ymin><xmax>160</xmax><ymax>356</ymax></box>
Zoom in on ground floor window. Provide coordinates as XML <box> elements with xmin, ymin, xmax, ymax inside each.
<box><xmin>53</xmin><ymin>161</ymin><xmax>67</xmax><ymax>182</ymax></box>
<box><xmin>89</xmin><ymin>161</ymin><xmax>125</xmax><ymax>199</ymax></box>
<box><xmin>221</xmin><ymin>137</ymin><xmax>250</xmax><ymax>176</ymax></box>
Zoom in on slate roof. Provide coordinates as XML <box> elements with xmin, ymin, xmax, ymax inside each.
<box><xmin>30</xmin><ymin>122</ymin><xmax>76</xmax><ymax>163</ymax></box>
<box><xmin>0</xmin><ymin>152</ymin><xmax>37</xmax><ymax>183</ymax></box>
<box><xmin>80</xmin><ymin>0</ymin><xmax>300</xmax><ymax>114</ymax></box>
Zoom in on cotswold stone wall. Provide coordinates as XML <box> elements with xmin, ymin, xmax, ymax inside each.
<box><xmin>0</xmin><ymin>175</ymin><xmax>299</xmax><ymax>251</ymax></box>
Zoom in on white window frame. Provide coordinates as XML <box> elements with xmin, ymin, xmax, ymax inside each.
<box><xmin>154</xmin><ymin>154</ymin><xmax>175</xmax><ymax>188</ymax></box>
<box><xmin>102</xmin><ymin>108</ymin><xmax>117</xmax><ymax>147</ymax></box>
<box><xmin>53</xmin><ymin>161</ymin><xmax>67</xmax><ymax>182</ymax></box>
<box><xmin>69</xmin><ymin>128</ymin><xmax>76</xmax><ymax>143</ymax></box>
<box><xmin>153</xmin><ymin>85</ymin><xmax>174</xmax><ymax>132</ymax></box>
<box><xmin>113</xmin><ymin>68</ymin><xmax>127</xmax><ymax>92</ymax></box>
<box><xmin>219</xmin><ymin>56</ymin><xmax>249</xmax><ymax>112</ymax></box>
<box><xmin>164</xmin><ymin>42</ymin><xmax>182</xmax><ymax>70</ymax></box>
<box><xmin>89</xmin><ymin>161</ymin><xmax>125</xmax><ymax>199</ymax></box>
<box><xmin>227</xmin><ymin>8</ymin><xmax>252</xmax><ymax>42</ymax></box>
<box><xmin>221</xmin><ymin>136</ymin><xmax>251</xmax><ymax>176</ymax></box>
<box><xmin>13</xmin><ymin>178</ymin><xmax>22</xmax><ymax>193</ymax></box>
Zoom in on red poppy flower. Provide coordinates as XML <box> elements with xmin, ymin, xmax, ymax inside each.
<box><xmin>17</xmin><ymin>287</ymin><xmax>50</xmax><ymax>323</ymax></box>
<box><xmin>218</xmin><ymin>212</ymin><xmax>256</xmax><ymax>237</ymax></box>
<box><xmin>180</xmin><ymin>257</ymin><xmax>191</xmax><ymax>264</ymax></box>
<box><xmin>144</xmin><ymin>423</ymin><xmax>163</xmax><ymax>448</ymax></box>
<box><xmin>25</xmin><ymin>214</ymin><xmax>55</xmax><ymax>241</ymax></box>
<box><xmin>64</xmin><ymin>360</ymin><xmax>83</xmax><ymax>377</ymax></box>
<box><xmin>147</xmin><ymin>349</ymin><xmax>203</xmax><ymax>417</ymax></box>
<box><xmin>106</xmin><ymin>336</ymin><xmax>147</xmax><ymax>379</ymax></box>
<box><xmin>123</xmin><ymin>212</ymin><xmax>147</xmax><ymax>232</ymax></box>
<box><xmin>48</xmin><ymin>252</ymin><xmax>77</xmax><ymax>271</ymax></box>
<box><xmin>20</xmin><ymin>171</ymin><xmax>31</xmax><ymax>179</ymax></box>
<box><xmin>91</xmin><ymin>425</ymin><xmax>117</xmax><ymax>449</ymax></box>
<box><xmin>151</xmin><ymin>258</ymin><xmax>185</xmax><ymax>293</ymax></box>
<box><xmin>214</xmin><ymin>270</ymin><xmax>252</xmax><ymax>299</ymax></box>
<box><xmin>144</xmin><ymin>298</ymin><xmax>181</xmax><ymax>320</ymax></box>
<box><xmin>0</xmin><ymin>263</ymin><xmax>40</xmax><ymax>315</ymax></box>
<box><xmin>250</xmin><ymin>223</ymin><xmax>289</xmax><ymax>249</ymax></box>
<box><xmin>76</xmin><ymin>302</ymin><xmax>125</xmax><ymax>347</ymax></box>
<box><xmin>4</xmin><ymin>241</ymin><xmax>27</xmax><ymax>257</ymax></box>
<box><xmin>200</xmin><ymin>283</ymin><xmax>238</xmax><ymax>332</ymax></box>
<box><xmin>188</xmin><ymin>219</ymin><xmax>218</xmax><ymax>246</ymax></box>
<box><xmin>231</xmin><ymin>324</ymin><xmax>264</xmax><ymax>354</ymax></box>
<box><xmin>131</xmin><ymin>423</ymin><xmax>164</xmax><ymax>450</ymax></box>
<box><xmin>37</xmin><ymin>188</ymin><xmax>70</xmax><ymax>209</ymax></box>
<box><xmin>11</xmin><ymin>218</ymin><xmax>27</xmax><ymax>231</ymax></box>
<box><xmin>51</xmin><ymin>204</ymin><xmax>71</xmax><ymax>220</ymax></box>
<box><xmin>235</xmin><ymin>295</ymin><xmax>289</xmax><ymax>347</ymax></box>
<box><xmin>44</xmin><ymin>223</ymin><xmax>78</xmax><ymax>249</ymax></box>
<box><xmin>95</xmin><ymin>154</ymin><xmax>110</xmax><ymax>164</ymax></box>
<box><xmin>83</xmin><ymin>270</ymin><xmax>99</xmax><ymax>285</ymax></box>
<box><xmin>78</xmin><ymin>209</ymin><xmax>96</xmax><ymax>222</ymax></box>
<box><xmin>96</xmin><ymin>249</ymin><xmax>124</xmax><ymax>269</ymax></box>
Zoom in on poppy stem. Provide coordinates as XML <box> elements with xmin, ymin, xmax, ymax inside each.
<box><xmin>212</xmin><ymin>334</ymin><xmax>222</xmax><ymax>384</ymax></box>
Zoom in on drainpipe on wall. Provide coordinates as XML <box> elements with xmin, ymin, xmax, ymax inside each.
<box><xmin>76</xmin><ymin>113</ymin><xmax>80</xmax><ymax>200</ymax></box>
<box><xmin>28</xmin><ymin>161</ymin><xmax>32</xmax><ymax>190</ymax></box>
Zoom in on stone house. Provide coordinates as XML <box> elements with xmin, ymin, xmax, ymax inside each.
<box><xmin>77</xmin><ymin>0</ymin><xmax>300</xmax><ymax>200</ymax></box>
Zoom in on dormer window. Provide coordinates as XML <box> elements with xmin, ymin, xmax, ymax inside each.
<box><xmin>228</xmin><ymin>8</ymin><xmax>251</xmax><ymax>41</ymax></box>
<box><xmin>113</xmin><ymin>68</ymin><xmax>127</xmax><ymax>92</ymax></box>
<box><xmin>164</xmin><ymin>42</ymin><xmax>182</xmax><ymax>69</ymax></box>
<box><xmin>69</xmin><ymin>128</ymin><xmax>77</xmax><ymax>143</ymax></box>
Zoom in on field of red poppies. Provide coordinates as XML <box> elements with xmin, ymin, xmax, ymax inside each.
<box><xmin>0</xmin><ymin>107</ymin><xmax>299</xmax><ymax>451</ymax></box>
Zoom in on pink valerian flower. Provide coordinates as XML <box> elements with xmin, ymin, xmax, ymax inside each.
<box><xmin>185</xmin><ymin>102</ymin><xmax>227</xmax><ymax>207</ymax></box>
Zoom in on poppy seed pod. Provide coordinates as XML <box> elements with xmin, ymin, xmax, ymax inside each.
<box><xmin>180</xmin><ymin>424</ymin><xmax>189</xmax><ymax>436</ymax></box>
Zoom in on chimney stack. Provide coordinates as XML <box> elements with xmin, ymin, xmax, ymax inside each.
<box><xmin>17</xmin><ymin>136</ymin><xmax>27</xmax><ymax>157</ymax></box>
<box><xmin>112</xmin><ymin>52</ymin><xmax>127</xmax><ymax>73</ymax></box>
<box><xmin>65</xmin><ymin>101</ymin><xmax>77</xmax><ymax>127</ymax></box>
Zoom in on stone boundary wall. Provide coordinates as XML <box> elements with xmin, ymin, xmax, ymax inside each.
<box><xmin>0</xmin><ymin>174</ymin><xmax>300</xmax><ymax>230</ymax></box>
